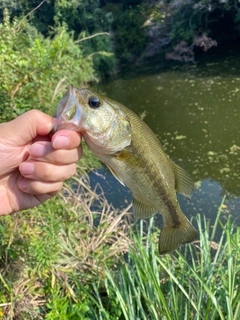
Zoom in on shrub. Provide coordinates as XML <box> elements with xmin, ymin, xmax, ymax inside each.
<box><xmin>0</xmin><ymin>9</ymin><xmax>95</xmax><ymax>121</ymax></box>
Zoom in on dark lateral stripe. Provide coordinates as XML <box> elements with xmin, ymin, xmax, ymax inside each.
<box><xmin>140</xmin><ymin>158</ymin><xmax>181</xmax><ymax>228</ymax></box>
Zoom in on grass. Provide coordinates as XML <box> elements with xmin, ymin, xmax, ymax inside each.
<box><xmin>0</xmin><ymin>168</ymin><xmax>131</xmax><ymax>319</ymax></box>
<box><xmin>0</xmin><ymin>171</ymin><xmax>239</xmax><ymax>319</ymax></box>
<box><xmin>91</xmin><ymin>199</ymin><xmax>240</xmax><ymax>320</ymax></box>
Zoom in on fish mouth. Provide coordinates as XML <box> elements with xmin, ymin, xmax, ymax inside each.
<box><xmin>53</xmin><ymin>85</ymin><xmax>84</xmax><ymax>133</ymax></box>
<box><xmin>53</xmin><ymin>120</ymin><xmax>82</xmax><ymax>132</ymax></box>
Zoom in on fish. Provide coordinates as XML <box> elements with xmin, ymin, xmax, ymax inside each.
<box><xmin>53</xmin><ymin>85</ymin><xmax>197</xmax><ymax>254</ymax></box>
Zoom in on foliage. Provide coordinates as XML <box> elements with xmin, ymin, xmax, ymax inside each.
<box><xmin>86</xmin><ymin>200</ymin><xmax>240</xmax><ymax>319</ymax></box>
<box><xmin>0</xmin><ymin>170</ymin><xmax>131</xmax><ymax>319</ymax></box>
<box><xmin>0</xmin><ymin>3</ymin><xmax>240</xmax><ymax>317</ymax></box>
<box><xmin>0</xmin><ymin>1</ymin><xmax>148</xmax><ymax>72</ymax></box>
<box><xmin>1</xmin><ymin>0</ymin><xmax>240</xmax><ymax>70</ymax></box>
<box><xmin>54</xmin><ymin>0</ymin><xmax>102</xmax><ymax>34</ymax></box>
<box><xmin>111</xmin><ymin>4</ymin><xmax>147</xmax><ymax>67</ymax></box>
<box><xmin>146</xmin><ymin>0</ymin><xmax>240</xmax><ymax>61</ymax></box>
<box><xmin>0</xmin><ymin>9</ymin><xmax>97</xmax><ymax>121</ymax></box>
<box><xmin>168</xmin><ymin>0</ymin><xmax>240</xmax><ymax>43</ymax></box>
<box><xmin>0</xmin><ymin>1</ymin><xmax>103</xmax><ymax>35</ymax></box>
<box><xmin>54</xmin><ymin>0</ymin><xmax>116</xmax><ymax>75</ymax></box>
<box><xmin>0</xmin><ymin>0</ymin><xmax>116</xmax><ymax>76</ymax></box>
<box><xmin>0</xmin><ymin>181</ymin><xmax>239</xmax><ymax>319</ymax></box>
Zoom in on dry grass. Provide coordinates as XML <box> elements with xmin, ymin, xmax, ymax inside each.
<box><xmin>0</xmin><ymin>169</ymin><xmax>133</xmax><ymax>319</ymax></box>
<box><xmin>58</xmin><ymin>174</ymin><xmax>132</xmax><ymax>277</ymax></box>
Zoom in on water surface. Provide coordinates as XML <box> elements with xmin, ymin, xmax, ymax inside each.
<box><xmin>90</xmin><ymin>60</ymin><xmax>240</xmax><ymax>230</ymax></box>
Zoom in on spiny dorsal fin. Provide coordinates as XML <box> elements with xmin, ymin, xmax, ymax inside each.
<box><xmin>133</xmin><ymin>197</ymin><xmax>158</xmax><ymax>219</ymax></box>
<box><xmin>106</xmin><ymin>164</ymin><xmax>125</xmax><ymax>186</ymax></box>
<box><xmin>170</xmin><ymin>160</ymin><xmax>194</xmax><ymax>200</ymax></box>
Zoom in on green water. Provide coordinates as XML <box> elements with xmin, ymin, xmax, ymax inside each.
<box><xmin>91</xmin><ymin>59</ymin><xmax>240</xmax><ymax>227</ymax></box>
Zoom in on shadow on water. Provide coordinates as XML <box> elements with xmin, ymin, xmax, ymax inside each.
<box><xmin>89</xmin><ymin>58</ymin><xmax>240</xmax><ymax>239</ymax></box>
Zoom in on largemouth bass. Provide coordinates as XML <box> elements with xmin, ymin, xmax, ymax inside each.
<box><xmin>53</xmin><ymin>85</ymin><xmax>197</xmax><ymax>254</ymax></box>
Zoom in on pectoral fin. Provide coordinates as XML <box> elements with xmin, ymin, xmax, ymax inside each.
<box><xmin>170</xmin><ymin>160</ymin><xmax>194</xmax><ymax>200</ymax></box>
<box><xmin>106</xmin><ymin>164</ymin><xmax>125</xmax><ymax>186</ymax></box>
<box><xmin>133</xmin><ymin>197</ymin><xmax>158</xmax><ymax>219</ymax></box>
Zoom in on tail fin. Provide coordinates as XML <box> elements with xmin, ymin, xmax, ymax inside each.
<box><xmin>158</xmin><ymin>215</ymin><xmax>197</xmax><ymax>255</ymax></box>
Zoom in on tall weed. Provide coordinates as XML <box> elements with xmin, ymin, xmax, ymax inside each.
<box><xmin>90</xmin><ymin>199</ymin><xmax>240</xmax><ymax>320</ymax></box>
<box><xmin>0</xmin><ymin>174</ymin><xmax>239</xmax><ymax>319</ymax></box>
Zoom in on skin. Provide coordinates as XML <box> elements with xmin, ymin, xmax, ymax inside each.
<box><xmin>0</xmin><ymin>109</ymin><xmax>82</xmax><ymax>216</ymax></box>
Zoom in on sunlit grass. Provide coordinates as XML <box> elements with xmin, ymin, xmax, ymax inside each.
<box><xmin>0</xmin><ymin>168</ymin><xmax>131</xmax><ymax>319</ymax></box>
<box><xmin>89</xmin><ymin>198</ymin><xmax>240</xmax><ymax>320</ymax></box>
<box><xmin>0</xmin><ymin>173</ymin><xmax>239</xmax><ymax>319</ymax></box>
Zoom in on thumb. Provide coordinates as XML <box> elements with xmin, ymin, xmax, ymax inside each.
<box><xmin>5</xmin><ymin>110</ymin><xmax>55</xmax><ymax>144</ymax></box>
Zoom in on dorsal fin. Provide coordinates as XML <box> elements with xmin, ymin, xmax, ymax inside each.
<box><xmin>170</xmin><ymin>160</ymin><xmax>194</xmax><ymax>200</ymax></box>
<box><xmin>133</xmin><ymin>197</ymin><xmax>158</xmax><ymax>219</ymax></box>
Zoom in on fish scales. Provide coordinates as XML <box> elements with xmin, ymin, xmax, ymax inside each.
<box><xmin>99</xmin><ymin>110</ymin><xmax>176</xmax><ymax>215</ymax></box>
<box><xmin>53</xmin><ymin>86</ymin><xmax>198</xmax><ymax>254</ymax></box>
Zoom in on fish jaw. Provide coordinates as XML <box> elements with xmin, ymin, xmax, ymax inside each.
<box><xmin>53</xmin><ymin>86</ymin><xmax>132</xmax><ymax>154</ymax></box>
<box><xmin>53</xmin><ymin>85</ymin><xmax>85</xmax><ymax>132</ymax></box>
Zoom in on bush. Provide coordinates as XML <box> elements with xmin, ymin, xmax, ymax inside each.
<box><xmin>112</xmin><ymin>4</ymin><xmax>147</xmax><ymax>67</ymax></box>
<box><xmin>0</xmin><ymin>9</ymin><xmax>96</xmax><ymax>121</ymax></box>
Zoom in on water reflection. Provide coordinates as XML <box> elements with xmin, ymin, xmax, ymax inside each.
<box><xmin>90</xmin><ymin>168</ymin><xmax>240</xmax><ymax>232</ymax></box>
<box><xmin>90</xmin><ymin>62</ymin><xmax>240</xmax><ymax>225</ymax></box>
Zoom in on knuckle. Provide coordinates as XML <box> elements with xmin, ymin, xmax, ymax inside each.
<box><xmin>62</xmin><ymin>164</ymin><xmax>77</xmax><ymax>181</ymax></box>
<box><xmin>27</xmin><ymin>109</ymin><xmax>41</xmax><ymax>117</ymax></box>
<box><xmin>55</xmin><ymin>149</ymin><xmax>79</xmax><ymax>165</ymax></box>
<box><xmin>51</xmin><ymin>182</ymin><xmax>63</xmax><ymax>193</ymax></box>
<box><xmin>31</xmin><ymin>181</ymin><xmax>63</xmax><ymax>194</ymax></box>
<box><xmin>55</xmin><ymin>149</ymin><xmax>66</xmax><ymax>164</ymax></box>
<box><xmin>41</xmin><ymin>165</ymin><xmax>52</xmax><ymax>180</ymax></box>
<box><xmin>35</xmin><ymin>163</ymin><xmax>56</xmax><ymax>181</ymax></box>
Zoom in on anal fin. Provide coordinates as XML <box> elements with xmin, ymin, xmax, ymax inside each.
<box><xmin>133</xmin><ymin>197</ymin><xmax>158</xmax><ymax>219</ymax></box>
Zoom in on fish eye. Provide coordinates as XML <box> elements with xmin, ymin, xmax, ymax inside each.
<box><xmin>88</xmin><ymin>96</ymin><xmax>101</xmax><ymax>108</ymax></box>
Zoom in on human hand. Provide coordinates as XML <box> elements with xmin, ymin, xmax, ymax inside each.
<box><xmin>0</xmin><ymin>109</ymin><xmax>82</xmax><ymax>216</ymax></box>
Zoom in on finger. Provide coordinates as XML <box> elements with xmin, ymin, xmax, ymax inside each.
<box><xmin>51</xmin><ymin>130</ymin><xmax>82</xmax><ymax>150</ymax></box>
<box><xmin>29</xmin><ymin>141</ymin><xmax>82</xmax><ymax>164</ymax></box>
<box><xmin>32</xmin><ymin>135</ymin><xmax>51</xmax><ymax>144</ymax></box>
<box><xmin>18</xmin><ymin>179</ymin><xmax>63</xmax><ymax>195</ymax></box>
<box><xmin>35</xmin><ymin>192</ymin><xmax>59</xmax><ymax>204</ymax></box>
<box><xmin>5</xmin><ymin>110</ymin><xmax>56</xmax><ymax>145</ymax></box>
<box><xmin>19</xmin><ymin>161</ymin><xmax>76</xmax><ymax>182</ymax></box>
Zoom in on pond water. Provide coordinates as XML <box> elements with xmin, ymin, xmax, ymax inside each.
<box><xmin>90</xmin><ymin>58</ymin><xmax>240</xmax><ymax>232</ymax></box>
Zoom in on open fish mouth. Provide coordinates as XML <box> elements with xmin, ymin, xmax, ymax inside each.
<box><xmin>53</xmin><ymin>85</ymin><xmax>84</xmax><ymax>133</ymax></box>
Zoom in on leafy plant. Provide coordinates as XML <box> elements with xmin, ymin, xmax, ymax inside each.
<box><xmin>0</xmin><ymin>9</ymin><xmax>96</xmax><ymax>121</ymax></box>
<box><xmin>112</xmin><ymin>4</ymin><xmax>147</xmax><ymax>66</ymax></box>
<box><xmin>0</xmin><ymin>168</ymin><xmax>131</xmax><ymax>318</ymax></box>
<box><xmin>0</xmin><ymin>165</ymin><xmax>239</xmax><ymax>319</ymax></box>
<box><xmin>88</xmin><ymin>199</ymin><xmax>240</xmax><ymax>319</ymax></box>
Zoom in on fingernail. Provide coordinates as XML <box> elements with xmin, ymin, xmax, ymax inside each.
<box><xmin>20</xmin><ymin>162</ymin><xmax>35</xmax><ymax>175</ymax></box>
<box><xmin>52</xmin><ymin>136</ymin><xmax>70</xmax><ymax>149</ymax></box>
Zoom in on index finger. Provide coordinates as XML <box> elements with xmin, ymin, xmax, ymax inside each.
<box><xmin>1</xmin><ymin>110</ymin><xmax>55</xmax><ymax>146</ymax></box>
